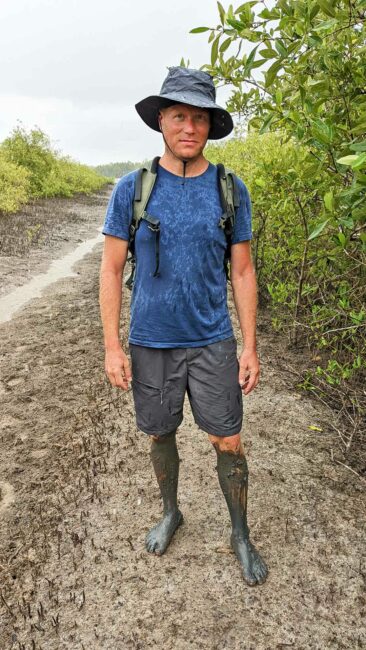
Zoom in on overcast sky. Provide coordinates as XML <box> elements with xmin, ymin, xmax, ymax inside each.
<box><xmin>0</xmin><ymin>0</ymin><xmax>244</xmax><ymax>166</ymax></box>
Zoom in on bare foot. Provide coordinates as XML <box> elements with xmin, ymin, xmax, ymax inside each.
<box><xmin>231</xmin><ymin>533</ymin><xmax>268</xmax><ymax>586</ymax></box>
<box><xmin>146</xmin><ymin>510</ymin><xmax>183</xmax><ymax>556</ymax></box>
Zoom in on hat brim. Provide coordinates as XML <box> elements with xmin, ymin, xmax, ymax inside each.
<box><xmin>135</xmin><ymin>94</ymin><xmax>233</xmax><ymax>140</ymax></box>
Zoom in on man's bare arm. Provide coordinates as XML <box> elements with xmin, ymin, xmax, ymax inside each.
<box><xmin>99</xmin><ymin>235</ymin><xmax>132</xmax><ymax>389</ymax></box>
<box><xmin>230</xmin><ymin>241</ymin><xmax>259</xmax><ymax>395</ymax></box>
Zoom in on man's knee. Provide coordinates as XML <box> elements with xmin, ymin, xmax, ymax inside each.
<box><xmin>208</xmin><ymin>432</ymin><xmax>242</xmax><ymax>454</ymax></box>
<box><xmin>150</xmin><ymin>430</ymin><xmax>176</xmax><ymax>443</ymax></box>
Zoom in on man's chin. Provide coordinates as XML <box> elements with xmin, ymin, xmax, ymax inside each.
<box><xmin>176</xmin><ymin>147</ymin><xmax>203</xmax><ymax>161</ymax></box>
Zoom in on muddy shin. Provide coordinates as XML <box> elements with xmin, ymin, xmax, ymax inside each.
<box><xmin>215</xmin><ymin>448</ymin><xmax>250</xmax><ymax>538</ymax></box>
<box><xmin>150</xmin><ymin>430</ymin><xmax>180</xmax><ymax>515</ymax></box>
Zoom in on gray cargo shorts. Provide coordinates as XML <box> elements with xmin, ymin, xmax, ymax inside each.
<box><xmin>129</xmin><ymin>336</ymin><xmax>243</xmax><ymax>438</ymax></box>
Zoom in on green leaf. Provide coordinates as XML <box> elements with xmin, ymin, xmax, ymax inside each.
<box><xmin>308</xmin><ymin>219</ymin><xmax>330</xmax><ymax>241</ymax></box>
<box><xmin>259</xmin><ymin>8</ymin><xmax>280</xmax><ymax>19</ymax></box>
<box><xmin>265</xmin><ymin>61</ymin><xmax>282</xmax><ymax>87</ymax></box>
<box><xmin>308</xmin><ymin>80</ymin><xmax>329</xmax><ymax>94</ymax></box>
<box><xmin>336</xmin><ymin>155</ymin><xmax>359</xmax><ymax>165</ymax></box>
<box><xmin>288</xmin><ymin>111</ymin><xmax>302</xmax><ymax>124</ymax></box>
<box><xmin>220</xmin><ymin>37</ymin><xmax>232</xmax><ymax>53</ymax></box>
<box><xmin>350</xmin><ymin>141</ymin><xmax>366</xmax><ymax>152</ymax></box>
<box><xmin>240</xmin><ymin>28</ymin><xmax>262</xmax><ymax>41</ymax></box>
<box><xmin>235</xmin><ymin>1</ymin><xmax>257</xmax><ymax>12</ymax></box>
<box><xmin>337</xmin><ymin>232</ymin><xmax>346</xmax><ymax>247</ymax></box>
<box><xmin>277</xmin><ymin>0</ymin><xmax>293</xmax><ymax>17</ymax></box>
<box><xmin>190</xmin><ymin>27</ymin><xmax>211</xmax><ymax>33</ymax></box>
<box><xmin>259</xmin><ymin>48</ymin><xmax>278</xmax><ymax>59</ymax></box>
<box><xmin>310</xmin><ymin>4</ymin><xmax>320</xmax><ymax>20</ymax></box>
<box><xmin>259</xmin><ymin>112</ymin><xmax>276</xmax><ymax>134</ymax></box>
<box><xmin>211</xmin><ymin>35</ymin><xmax>220</xmax><ymax>67</ymax></box>
<box><xmin>217</xmin><ymin>1</ymin><xmax>226</xmax><ymax>25</ymax></box>
<box><xmin>312</xmin><ymin>18</ymin><xmax>337</xmax><ymax>30</ymax></box>
<box><xmin>352</xmin><ymin>152</ymin><xmax>366</xmax><ymax>170</ymax></box>
<box><xmin>324</xmin><ymin>191</ymin><xmax>334</xmax><ymax>211</ymax></box>
<box><xmin>227</xmin><ymin>17</ymin><xmax>244</xmax><ymax>30</ymax></box>
<box><xmin>251</xmin><ymin>59</ymin><xmax>266</xmax><ymax>69</ymax></box>
<box><xmin>294</xmin><ymin>21</ymin><xmax>305</xmax><ymax>35</ymax></box>
<box><xmin>244</xmin><ymin>45</ymin><xmax>259</xmax><ymax>74</ymax></box>
<box><xmin>309</xmin><ymin>31</ymin><xmax>323</xmax><ymax>45</ymax></box>
<box><xmin>317</xmin><ymin>0</ymin><xmax>336</xmax><ymax>17</ymax></box>
<box><xmin>352</xmin><ymin>122</ymin><xmax>366</xmax><ymax>136</ymax></box>
<box><xmin>254</xmin><ymin>178</ymin><xmax>266</xmax><ymax>187</ymax></box>
<box><xmin>355</xmin><ymin>172</ymin><xmax>366</xmax><ymax>185</ymax></box>
<box><xmin>275</xmin><ymin>39</ymin><xmax>288</xmax><ymax>57</ymax></box>
<box><xmin>276</xmin><ymin>89</ymin><xmax>283</xmax><ymax>105</ymax></box>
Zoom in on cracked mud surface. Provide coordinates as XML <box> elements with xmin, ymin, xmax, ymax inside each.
<box><xmin>0</xmin><ymin>189</ymin><xmax>365</xmax><ymax>649</ymax></box>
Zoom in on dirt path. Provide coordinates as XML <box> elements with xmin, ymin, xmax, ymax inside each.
<box><xmin>0</xmin><ymin>190</ymin><xmax>365</xmax><ymax>649</ymax></box>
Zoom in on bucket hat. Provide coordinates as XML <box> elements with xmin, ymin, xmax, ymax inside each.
<box><xmin>135</xmin><ymin>66</ymin><xmax>233</xmax><ymax>140</ymax></box>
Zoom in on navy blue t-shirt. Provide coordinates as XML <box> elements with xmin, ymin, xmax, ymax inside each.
<box><xmin>102</xmin><ymin>162</ymin><xmax>252</xmax><ymax>348</ymax></box>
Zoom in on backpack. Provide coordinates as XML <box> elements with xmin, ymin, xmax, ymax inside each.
<box><xmin>125</xmin><ymin>156</ymin><xmax>240</xmax><ymax>290</ymax></box>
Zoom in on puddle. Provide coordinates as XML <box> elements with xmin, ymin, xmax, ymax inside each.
<box><xmin>0</xmin><ymin>230</ymin><xmax>104</xmax><ymax>324</ymax></box>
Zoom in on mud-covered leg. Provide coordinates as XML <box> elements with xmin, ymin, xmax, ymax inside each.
<box><xmin>210</xmin><ymin>434</ymin><xmax>268</xmax><ymax>586</ymax></box>
<box><xmin>146</xmin><ymin>430</ymin><xmax>183</xmax><ymax>556</ymax></box>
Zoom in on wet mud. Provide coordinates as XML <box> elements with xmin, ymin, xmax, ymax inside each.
<box><xmin>0</xmin><ymin>189</ymin><xmax>365</xmax><ymax>649</ymax></box>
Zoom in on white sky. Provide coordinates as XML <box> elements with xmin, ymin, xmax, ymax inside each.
<box><xmin>0</xmin><ymin>0</ymin><xmax>246</xmax><ymax>166</ymax></box>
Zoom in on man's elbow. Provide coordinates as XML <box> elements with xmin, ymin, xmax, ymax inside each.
<box><xmin>230</xmin><ymin>264</ymin><xmax>256</xmax><ymax>284</ymax></box>
<box><xmin>100</xmin><ymin>264</ymin><xmax>124</xmax><ymax>284</ymax></box>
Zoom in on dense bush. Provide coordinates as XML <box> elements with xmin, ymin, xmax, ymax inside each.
<box><xmin>0</xmin><ymin>125</ymin><xmax>109</xmax><ymax>212</ymax></box>
<box><xmin>0</xmin><ymin>152</ymin><xmax>30</xmax><ymax>213</ymax></box>
<box><xmin>207</xmin><ymin>133</ymin><xmax>365</xmax><ymax>392</ymax></box>
<box><xmin>1</xmin><ymin>126</ymin><xmax>55</xmax><ymax>197</ymax></box>
<box><xmin>193</xmin><ymin>0</ymin><xmax>366</xmax><ymax>456</ymax></box>
<box><xmin>43</xmin><ymin>156</ymin><xmax>108</xmax><ymax>197</ymax></box>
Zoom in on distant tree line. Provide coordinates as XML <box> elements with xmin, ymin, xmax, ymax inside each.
<box><xmin>93</xmin><ymin>161</ymin><xmax>151</xmax><ymax>179</ymax></box>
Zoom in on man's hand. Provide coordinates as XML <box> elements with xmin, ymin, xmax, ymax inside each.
<box><xmin>105</xmin><ymin>346</ymin><xmax>132</xmax><ymax>390</ymax></box>
<box><xmin>238</xmin><ymin>349</ymin><xmax>260</xmax><ymax>395</ymax></box>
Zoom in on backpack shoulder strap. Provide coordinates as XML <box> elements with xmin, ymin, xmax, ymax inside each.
<box><xmin>125</xmin><ymin>157</ymin><xmax>161</xmax><ymax>290</ymax></box>
<box><xmin>217</xmin><ymin>164</ymin><xmax>241</xmax><ymax>281</ymax></box>
<box><xmin>132</xmin><ymin>156</ymin><xmax>160</xmax><ymax>225</ymax></box>
<box><xmin>217</xmin><ymin>163</ymin><xmax>240</xmax><ymax>224</ymax></box>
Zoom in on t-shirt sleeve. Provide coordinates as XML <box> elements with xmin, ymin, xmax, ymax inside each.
<box><xmin>231</xmin><ymin>177</ymin><xmax>253</xmax><ymax>244</ymax></box>
<box><xmin>102</xmin><ymin>172</ymin><xmax>136</xmax><ymax>241</ymax></box>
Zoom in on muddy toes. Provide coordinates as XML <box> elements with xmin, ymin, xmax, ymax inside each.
<box><xmin>252</xmin><ymin>555</ymin><xmax>268</xmax><ymax>584</ymax></box>
<box><xmin>145</xmin><ymin>530</ymin><xmax>160</xmax><ymax>554</ymax></box>
<box><xmin>231</xmin><ymin>535</ymin><xmax>268</xmax><ymax>586</ymax></box>
<box><xmin>145</xmin><ymin>511</ymin><xmax>183</xmax><ymax>556</ymax></box>
<box><xmin>243</xmin><ymin>568</ymin><xmax>257</xmax><ymax>586</ymax></box>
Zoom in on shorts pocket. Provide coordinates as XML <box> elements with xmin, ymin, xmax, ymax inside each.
<box><xmin>131</xmin><ymin>378</ymin><xmax>183</xmax><ymax>435</ymax></box>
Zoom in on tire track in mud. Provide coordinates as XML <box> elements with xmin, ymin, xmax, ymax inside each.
<box><xmin>0</xmin><ymin>191</ymin><xmax>365</xmax><ymax>649</ymax></box>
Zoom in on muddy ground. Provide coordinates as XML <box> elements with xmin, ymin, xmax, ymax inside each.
<box><xmin>0</xmin><ymin>188</ymin><xmax>365</xmax><ymax>649</ymax></box>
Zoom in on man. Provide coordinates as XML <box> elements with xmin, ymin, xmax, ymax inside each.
<box><xmin>99</xmin><ymin>67</ymin><xmax>268</xmax><ymax>586</ymax></box>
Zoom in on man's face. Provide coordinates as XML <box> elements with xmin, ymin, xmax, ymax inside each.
<box><xmin>159</xmin><ymin>104</ymin><xmax>210</xmax><ymax>160</ymax></box>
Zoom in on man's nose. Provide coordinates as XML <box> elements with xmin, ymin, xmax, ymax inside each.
<box><xmin>183</xmin><ymin>117</ymin><xmax>195</xmax><ymax>133</ymax></box>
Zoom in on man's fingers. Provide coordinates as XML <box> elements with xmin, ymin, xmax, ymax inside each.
<box><xmin>107</xmin><ymin>367</ymin><xmax>130</xmax><ymax>390</ymax></box>
<box><xmin>123</xmin><ymin>359</ymin><xmax>132</xmax><ymax>382</ymax></box>
<box><xmin>239</xmin><ymin>367</ymin><xmax>259</xmax><ymax>395</ymax></box>
<box><xmin>242</xmin><ymin>373</ymin><xmax>256</xmax><ymax>395</ymax></box>
<box><xmin>239</xmin><ymin>366</ymin><xmax>250</xmax><ymax>387</ymax></box>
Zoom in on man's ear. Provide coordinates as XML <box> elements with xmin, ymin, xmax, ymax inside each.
<box><xmin>158</xmin><ymin>111</ymin><xmax>163</xmax><ymax>131</ymax></box>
